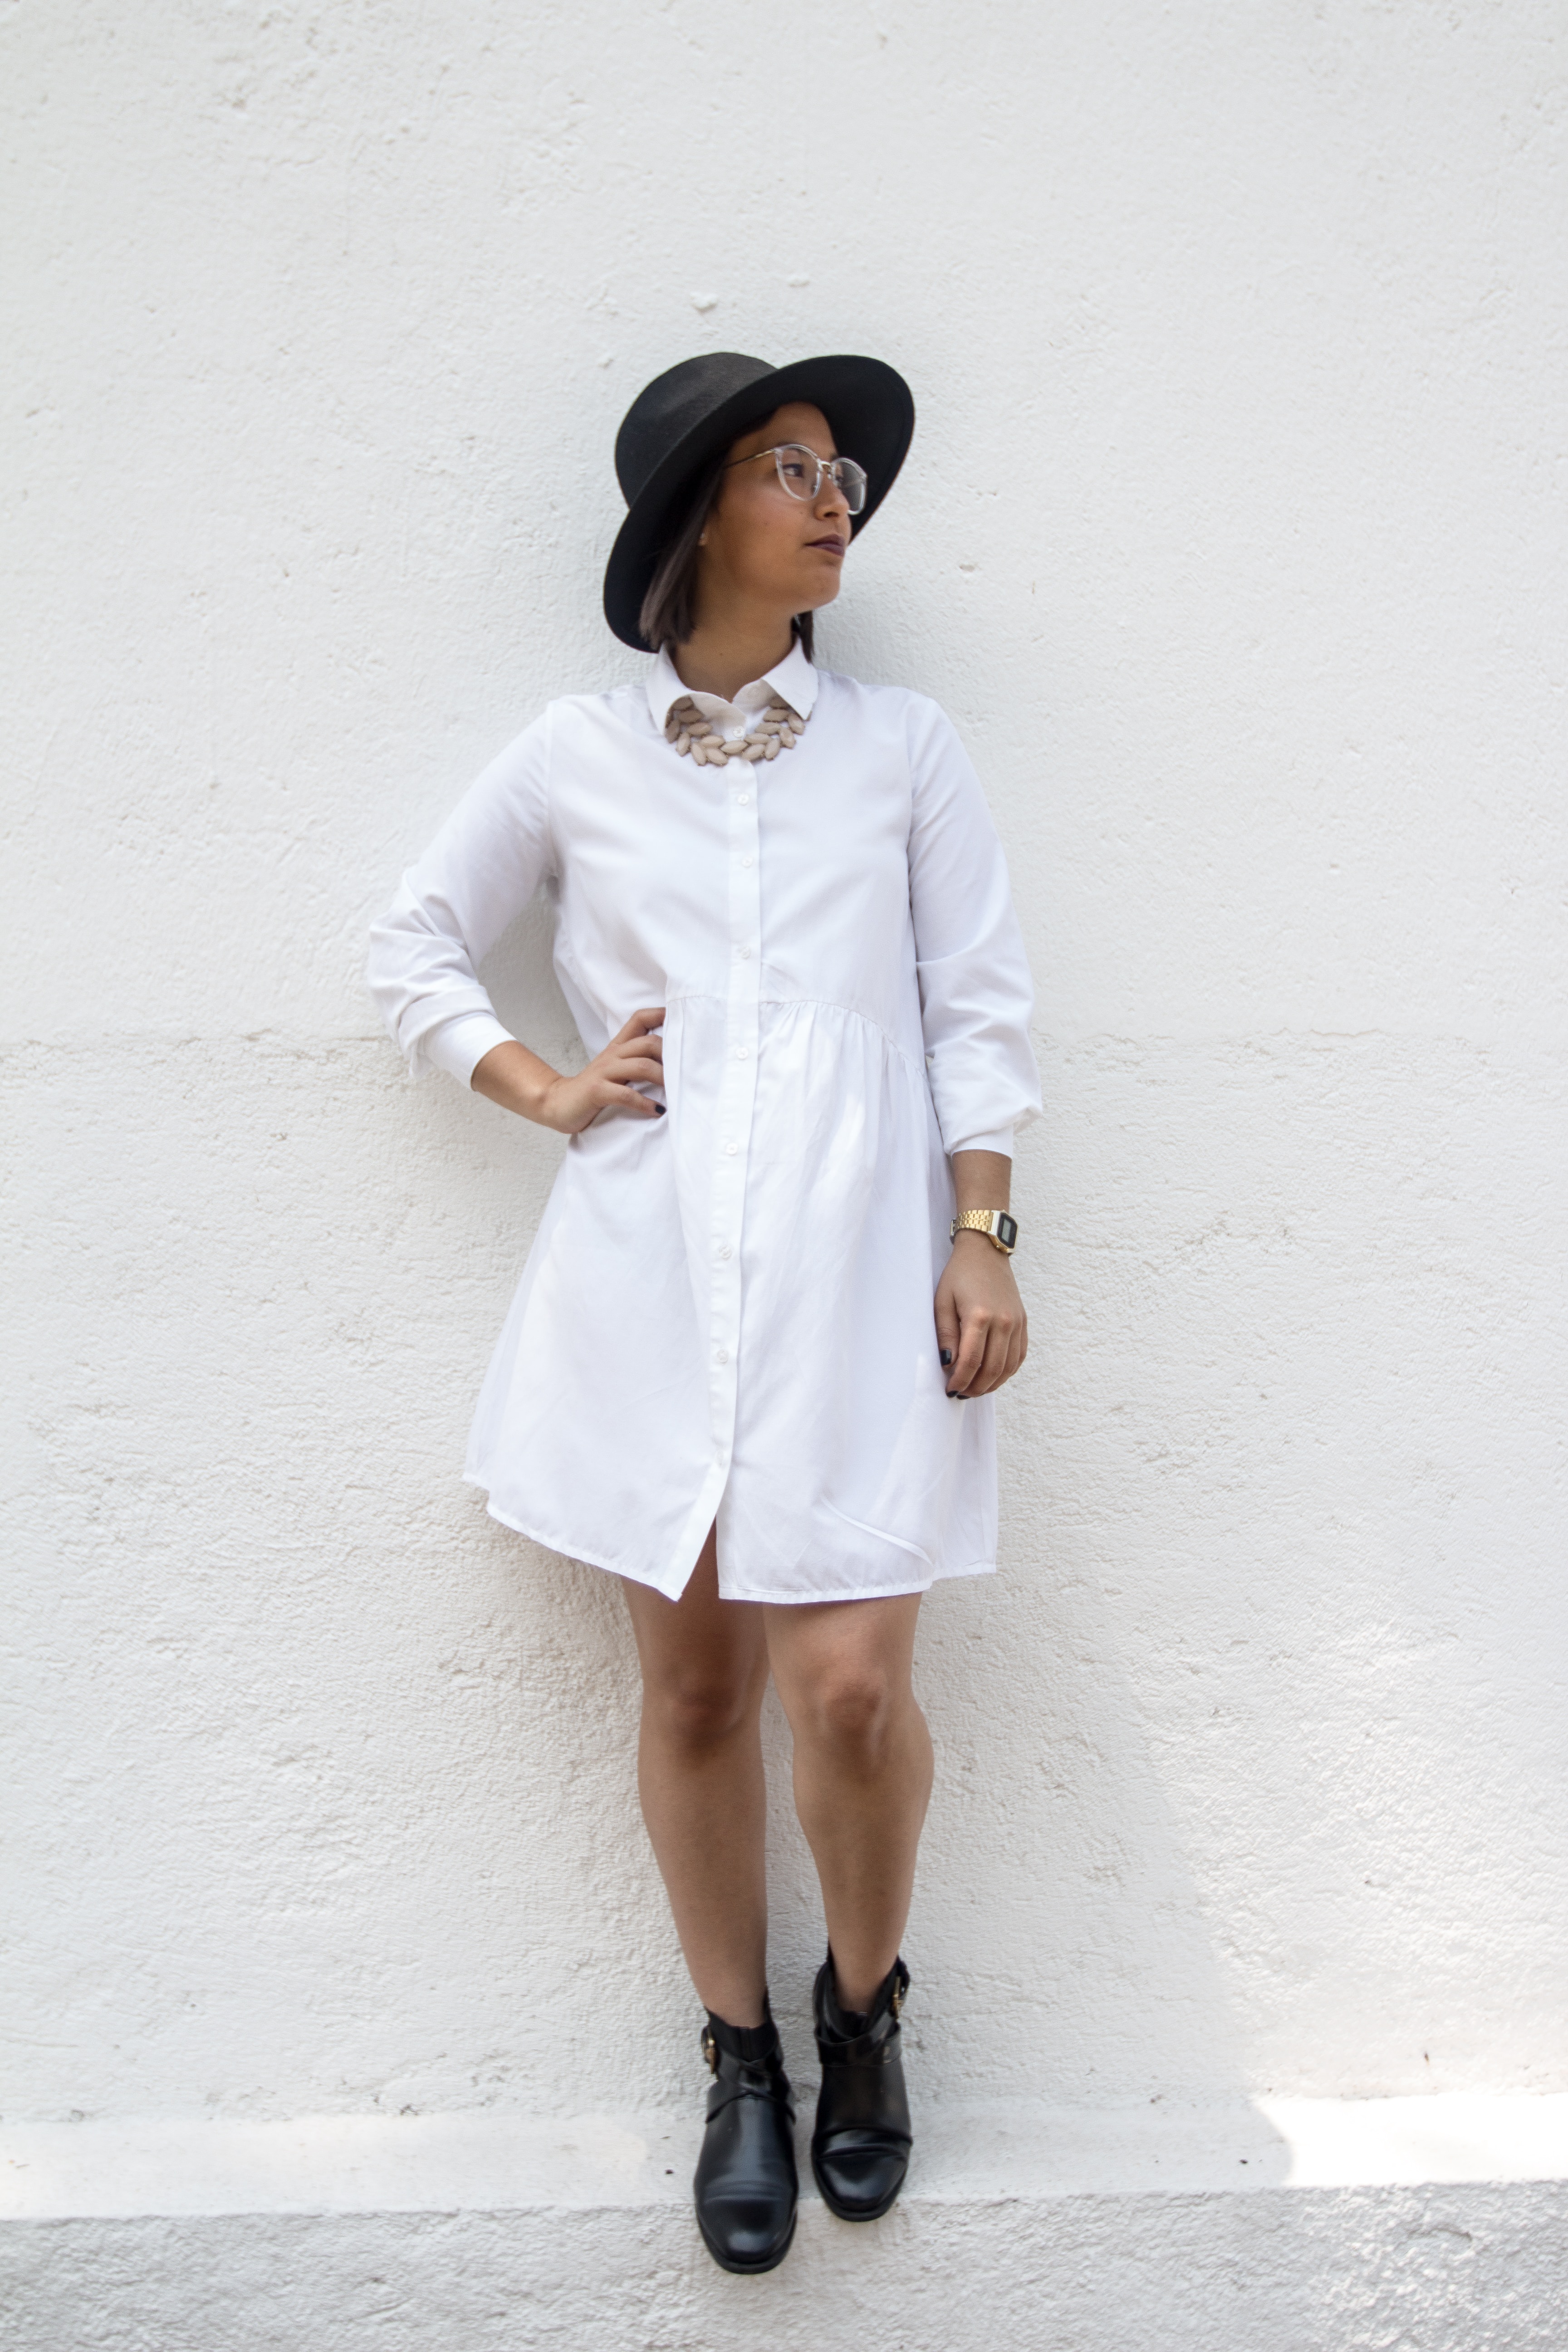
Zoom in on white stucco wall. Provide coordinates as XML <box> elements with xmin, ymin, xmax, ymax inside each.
<box><xmin>5</xmin><ymin>0</ymin><xmax>1564</xmax><ymax>2272</ymax></box>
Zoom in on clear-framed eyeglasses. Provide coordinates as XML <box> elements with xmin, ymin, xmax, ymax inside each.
<box><xmin>724</xmin><ymin>443</ymin><xmax>868</xmax><ymax>515</ymax></box>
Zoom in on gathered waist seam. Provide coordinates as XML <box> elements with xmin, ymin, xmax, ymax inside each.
<box><xmin>662</xmin><ymin>990</ymin><xmax>926</xmax><ymax>1084</ymax></box>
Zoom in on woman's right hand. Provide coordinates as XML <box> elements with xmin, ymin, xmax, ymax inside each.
<box><xmin>471</xmin><ymin>1008</ymin><xmax>666</xmax><ymax>1134</ymax></box>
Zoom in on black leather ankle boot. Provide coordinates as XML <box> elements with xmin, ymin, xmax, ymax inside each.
<box><xmin>692</xmin><ymin>2004</ymin><xmax>798</xmax><ymax>2274</ymax></box>
<box><xmin>810</xmin><ymin>1952</ymin><xmax>912</xmax><ymax>2222</ymax></box>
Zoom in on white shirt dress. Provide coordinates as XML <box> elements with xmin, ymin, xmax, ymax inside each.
<box><xmin>368</xmin><ymin>641</ymin><xmax>1041</xmax><ymax>1604</ymax></box>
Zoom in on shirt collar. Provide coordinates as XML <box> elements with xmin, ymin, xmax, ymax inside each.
<box><xmin>645</xmin><ymin>635</ymin><xmax>818</xmax><ymax>734</ymax></box>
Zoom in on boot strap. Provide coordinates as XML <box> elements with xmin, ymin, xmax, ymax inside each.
<box><xmin>815</xmin><ymin>1956</ymin><xmax>910</xmax><ymax>2055</ymax></box>
<box><xmin>817</xmin><ymin>2029</ymin><xmax>901</xmax><ymax>2067</ymax></box>
<box><xmin>705</xmin><ymin>2048</ymin><xmax>796</xmax><ymax>2124</ymax></box>
<box><xmin>814</xmin><ymin>1969</ymin><xmax>909</xmax><ymax>2066</ymax></box>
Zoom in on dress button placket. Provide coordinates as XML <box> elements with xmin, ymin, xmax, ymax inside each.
<box><xmin>712</xmin><ymin>748</ymin><xmax>762</xmax><ymax>1464</ymax></box>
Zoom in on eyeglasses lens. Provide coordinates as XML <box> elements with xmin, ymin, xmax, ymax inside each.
<box><xmin>834</xmin><ymin>459</ymin><xmax>868</xmax><ymax>515</ymax></box>
<box><xmin>773</xmin><ymin>446</ymin><xmax>868</xmax><ymax>514</ymax></box>
<box><xmin>774</xmin><ymin>446</ymin><xmax>818</xmax><ymax>500</ymax></box>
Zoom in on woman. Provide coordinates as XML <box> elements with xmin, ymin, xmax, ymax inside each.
<box><xmin>368</xmin><ymin>351</ymin><xmax>1040</xmax><ymax>2274</ymax></box>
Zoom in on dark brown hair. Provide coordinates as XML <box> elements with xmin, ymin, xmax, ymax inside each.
<box><xmin>637</xmin><ymin>452</ymin><xmax>816</xmax><ymax>662</ymax></box>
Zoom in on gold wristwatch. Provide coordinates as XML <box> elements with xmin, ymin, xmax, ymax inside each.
<box><xmin>950</xmin><ymin>1209</ymin><xmax>1018</xmax><ymax>1256</ymax></box>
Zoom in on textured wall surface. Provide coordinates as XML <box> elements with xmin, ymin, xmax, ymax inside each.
<box><xmin>6</xmin><ymin>2186</ymin><xmax>1568</xmax><ymax>2352</ymax></box>
<box><xmin>5</xmin><ymin>0</ymin><xmax>1565</xmax><ymax>2178</ymax></box>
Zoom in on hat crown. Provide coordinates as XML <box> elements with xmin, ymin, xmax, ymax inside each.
<box><xmin>614</xmin><ymin>352</ymin><xmax>779</xmax><ymax>507</ymax></box>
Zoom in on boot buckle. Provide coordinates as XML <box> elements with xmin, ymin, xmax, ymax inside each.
<box><xmin>702</xmin><ymin>2028</ymin><xmax>720</xmax><ymax>2074</ymax></box>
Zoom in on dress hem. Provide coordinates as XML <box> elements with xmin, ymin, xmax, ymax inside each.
<box><xmin>466</xmin><ymin>1478</ymin><xmax>996</xmax><ymax>1604</ymax></box>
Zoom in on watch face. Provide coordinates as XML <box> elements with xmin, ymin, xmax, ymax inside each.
<box><xmin>996</xmin><ymin>1213</ymin><xmax>1018</xmax><ymax>1249</ymax></box>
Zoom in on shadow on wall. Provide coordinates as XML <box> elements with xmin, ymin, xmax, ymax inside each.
<box><xmin>469</xmin><ymin>1437</ymin><xmax>1284</xmax><ymax>2133</ymax></box>
<box><xmin>767</xmin><ymin>1541</ymin><xmax>1272</xmax><ymax>2114</ymax></box>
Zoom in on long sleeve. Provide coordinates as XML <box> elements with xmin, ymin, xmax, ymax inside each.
<box><xmin>367</xmin><ymin>709</ymin><xmax>556</xmax><ymax>1081</ymax></box>
<box><xmin>905</xmin><ymin>697</ymin><xmax>1041</xmax><ymax>1157</ymax></box>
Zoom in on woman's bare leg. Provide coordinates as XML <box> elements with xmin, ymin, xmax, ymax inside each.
<box><xmin>762</xmin><ymin>1594</ymin><xmax>934</xmax><ymax>2013</ymax></box>
<box><xmin>621</xmin><ymin>1529</ymin><xmax>771</xmax><ymax>2026</ymax></box>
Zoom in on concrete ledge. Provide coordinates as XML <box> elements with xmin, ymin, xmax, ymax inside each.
<box><xmin>4</xmin><ymin>2097</ymin><xmax>1566</xmax><ymax>2350</ymax></box>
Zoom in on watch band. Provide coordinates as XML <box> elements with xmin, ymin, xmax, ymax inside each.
<box><xmin>950</xmin><ymin>1208</ymin><xmax>1018</xmax><ymax>1255</ymax></box>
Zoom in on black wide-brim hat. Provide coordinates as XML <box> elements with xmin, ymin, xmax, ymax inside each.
<box><xmin>603</xmin><ymin>351</ymin><xmax>916</xmax><ymax>650</ymax></box>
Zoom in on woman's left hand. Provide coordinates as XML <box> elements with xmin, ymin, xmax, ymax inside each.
<box><xmin>934</xmin><ymin>1237</ymin><xmax>1028</xmax><ymax>1399</ymax></box>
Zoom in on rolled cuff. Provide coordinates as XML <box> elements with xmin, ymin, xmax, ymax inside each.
<box><xmin>421</xmin><ymin>1011</ymin><xmax>516</xmax><ymax>1087</ymax></box>
<box><xmin>946</xmin><ymin>1125</ymin><xmax>1014</xmax><ymax>1159</ymax></box>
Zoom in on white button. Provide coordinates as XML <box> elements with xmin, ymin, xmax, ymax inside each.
<box><xmin>724</xmin><ymin>1142</ymin><xmax>738</xmax><ymax>1156</ymax></box>
<box><xmin>736</xmin><ymin>946</ymin><xmax>751</xmax><ymax>960</ymax></box>
<box><xmin>737</xmin><ymin>792</ymin><xmax>751</xmax><ymax>805</ymax></box>
<box><xmin>718</xmin><ymin>1244</ymin><xmax>733</xmax><ymax>1260</ymax></box>
<box><xmin>742</xmin><ymin>855</ymin><xmax>754</xmax><ymax>868</ymax></box>
<box><xmin>715</xmin><ymin>1347</ymin><xmax>729</xmax><ymax>1365</ymax></box>
<box><xmin>734</xmin><ymin>1045</ymin><xmax>749</xmax><ymax>1059</ymax></box>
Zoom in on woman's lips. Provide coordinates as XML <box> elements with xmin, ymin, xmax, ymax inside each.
<box><xmin>808</xmin><ymin>536</ymin><xmax>847</xmax><ymax>554</ymax></box>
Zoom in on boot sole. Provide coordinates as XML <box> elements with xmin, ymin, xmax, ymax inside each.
<box><xmin>696</xmin><ymin>2205</ymin><xmax>798</xmax><ymax>2274</ymax></box>
<box><xmin>810</xmin><ymin>2152</ymin><xmax>909</xmax><ymax>2223</ymax></box>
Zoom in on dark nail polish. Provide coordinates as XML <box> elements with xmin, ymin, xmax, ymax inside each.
<box><xmin>940</xmin><ymin>1349</ymin><xmax>953</xmax><ymax>1366</ymax></box>
<box><xmin>655</xmin><ymin>1104</ymin><xmax>666</xmax><ymax>1116</ymax></box>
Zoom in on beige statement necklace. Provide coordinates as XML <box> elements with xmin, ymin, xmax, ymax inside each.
<box><xmin>664</xmin><ymin>694</ymin><xmax>808</xmax><ymax>767</ymax></box>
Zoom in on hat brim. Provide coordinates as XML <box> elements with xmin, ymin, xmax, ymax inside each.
<box><xmin>602</xmin><ymin>354</ymin><xmax>915</xmax><ymax>651</ymax></box>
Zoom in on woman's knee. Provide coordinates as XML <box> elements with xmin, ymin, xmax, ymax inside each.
<box><xmin>642</xmin><ymin>1662</ymin><xmax>761</xmax><ymax>1754</ymax></box>
<box><xmin>795</xmin><ymin>1658</ymin><xmax>901</xmax><ymax>1764</ymax></box>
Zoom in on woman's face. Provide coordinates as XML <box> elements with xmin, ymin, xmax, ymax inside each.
<box><xmin>696</xmin><ymin>402</ymin><xmax>850</xmax><ymax>622</ymax></box>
